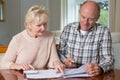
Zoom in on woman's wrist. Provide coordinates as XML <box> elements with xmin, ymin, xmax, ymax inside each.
<box><xmin>53</xmin><ymin>60</ymin><xmax>61</xmax><ymax>66</ymax></box>
<box><xmin>9</xmin><ymin>63</ymin><xmax>17</xmax><ymax>69</ymax></box>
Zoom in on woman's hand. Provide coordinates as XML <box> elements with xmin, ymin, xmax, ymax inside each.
<box><xmin>53</xmin><ymin>60</ymin><xmax>65</xmax><ymax>74</ymax></box>
<box><xmin>10</xmin><ymin>63</ymin><xmax>34</xmax><ymax>70</ymax></box>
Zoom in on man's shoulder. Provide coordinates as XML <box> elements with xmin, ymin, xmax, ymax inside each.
<box><xmin>95</xmin><ymin>23</ymin><xmax>109</xmax><ymax>30</ymax></box>
<box><xmin>95</xmin><ymin>23</ymin><xmax>107</xmax><ymax>28</ymax></box>
<box><xmin>94</xmin><ymin>23</ymin><xmax>111</xmax><ymax>34</ymax></box>
<box><xmin>65</xmin><ymin>22</ymin><xmax>79</xmax><ymax>29</ymax></box>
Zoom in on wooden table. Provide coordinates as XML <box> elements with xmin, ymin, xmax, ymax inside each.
<box><xmin>0</xmin><ymin>69</ymin><xmax>120</xmax><ymax>80</ymax></box>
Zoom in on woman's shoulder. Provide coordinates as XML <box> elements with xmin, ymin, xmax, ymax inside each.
<box><xmin>45</xmin><ymin>31</ymin><xmax>54</xmax><ymax>37</ymax></box>
<box><xmin>43</xmin><ymin>31</ymin><xmax>55</xmax><ymax>41</ymax></box>
<box><xmin>12</xmin><ymin>30</ymin><xmax>26</xmax><ymax>40</ymax></box>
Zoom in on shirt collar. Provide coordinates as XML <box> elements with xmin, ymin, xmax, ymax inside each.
<box><xmin>77</xmin><ymin>23</ymin><xmax>97</xmax><ymax>32</ymax></box>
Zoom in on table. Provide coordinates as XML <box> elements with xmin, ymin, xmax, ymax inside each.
<box><xmin>0</xmin><ymin>69</ymin><xmax>120</xmax><ymax>80</ymax></box>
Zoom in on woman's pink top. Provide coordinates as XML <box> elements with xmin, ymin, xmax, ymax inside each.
<box><xmin>0</xmin><ymin>30</ymin><xmax>60</xmax><ymax>69</ymax></box>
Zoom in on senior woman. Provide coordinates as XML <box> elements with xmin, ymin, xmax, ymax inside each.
<box><xmin>0</xmin><ymin>5</ymin><xmax>64</xmax><ymax>73</ymax></box>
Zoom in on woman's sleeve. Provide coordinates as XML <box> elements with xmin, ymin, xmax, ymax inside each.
<box><xmin>0</xmin><ymin>37</ymin><xmax>18</xmax><ymax>69</ymax></box>
<box><xmin>48</xmin><ymin>35</ymin><xmax>60</xmax><ymax>68</ymax></box>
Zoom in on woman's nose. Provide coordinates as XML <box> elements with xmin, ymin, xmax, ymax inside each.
<box><xmin>40</xmin><ymin>25</ymin><xmax>46</xmax><ymax>31</ymax></box>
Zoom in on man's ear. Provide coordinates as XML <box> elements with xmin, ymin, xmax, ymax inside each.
<box><xmin>95</xmin><ymin>14</ymin><xmax>100</xmax><ymax>22</ymax></box>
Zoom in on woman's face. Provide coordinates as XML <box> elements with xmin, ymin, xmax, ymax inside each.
<box><xmin>28</xmin><ymin>17</ymin><xmax>47</xmax><ymax>37</ymax></box>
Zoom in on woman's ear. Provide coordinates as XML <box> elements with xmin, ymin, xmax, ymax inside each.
<box><xmin>25</xmin><ymin>22</ymin><xmax>32</xmax><ymax>31</ymax></box>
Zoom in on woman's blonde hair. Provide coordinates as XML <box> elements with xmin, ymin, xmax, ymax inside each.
<box><xmin>25</xmin><ymin>5</ymin><xmax>48</xmax><ymax>28</ymax></box>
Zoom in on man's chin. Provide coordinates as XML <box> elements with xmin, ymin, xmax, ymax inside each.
<box><xmin>81</xmin><ymin>28</ymin><xmax>89</xmax><ymax>31</ymax></box>
<box><xmin>81</xmin><ymin>26</ymin><xmax>91</xmax><ymax>31</ymax></box>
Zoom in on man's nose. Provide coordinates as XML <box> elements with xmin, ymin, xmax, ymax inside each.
<box><xmin>84</xmin><ymin>18</ymin><xmax>89</xmax><ymax>24</ymax></box>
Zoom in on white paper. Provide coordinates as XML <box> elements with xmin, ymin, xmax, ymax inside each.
<box><xmin>62</xmin><ymin>64</ymin><xmax>91</xmax><ymax>78</ymax></box>
<box><xmin>24</xmin><ymin>70</ymin><xmax>39</xmax><ymax>74</ymax></box>
<box><xmin>24</xmin><ymin>64</ymin><xmax>91</xmax><ymax>79</ymax></box>
<box><xmin>25</xmin><ymin>69</ymin><xmax>62</xmax><ymax>79</ymax></box>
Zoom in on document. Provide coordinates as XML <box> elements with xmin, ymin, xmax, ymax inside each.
<box><xmin>24</xmin><ymin>64</ymin><xmax>91</xmax><ymax>79</ymax></box>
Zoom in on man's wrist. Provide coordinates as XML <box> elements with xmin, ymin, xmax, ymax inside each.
<box><xmin>99</xmin><ymin>67</ymin><xmax>104</xmax><ymax>74</ymax></box>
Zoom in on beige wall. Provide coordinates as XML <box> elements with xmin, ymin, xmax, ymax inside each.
<box><xmin>115</xmin><ymin>0</ymin><xmax>120</xmax><ymax>32</ymax></box>
<box><xmin>110</xmin><ymin>0</ymin><xmax>120</xmax><ymax>32</ymax></box>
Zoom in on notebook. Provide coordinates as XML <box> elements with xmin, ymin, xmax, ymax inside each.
<box><xmin>24</xmin><ymin>64</ymin><xmax>91</xmax><ymax>79</ymax></box>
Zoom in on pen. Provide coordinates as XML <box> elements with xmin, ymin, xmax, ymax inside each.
<box><xmin>71</xmin><ymin>61</ymin><xmax>76</xmax><ymax>64</ymax></box>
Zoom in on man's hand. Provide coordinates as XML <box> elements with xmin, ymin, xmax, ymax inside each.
<box><xmin>86</xmin><ymin>63</ymin><xmax>102</xmax><ymax>76</ymax></box>
<box><xmin>64</xmin><ymin>57</ymin><xmax>76</xmax><ymax>68</ymax></box>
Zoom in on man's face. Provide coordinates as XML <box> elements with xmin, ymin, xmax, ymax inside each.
<box><xmin>79</xmin><ymin>4</ymin><xmax>99</xmax><ymax>31</ymax></box>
